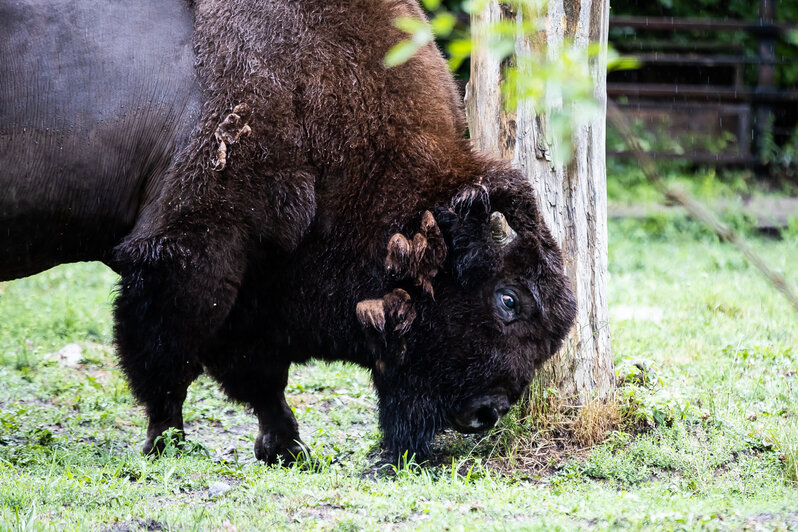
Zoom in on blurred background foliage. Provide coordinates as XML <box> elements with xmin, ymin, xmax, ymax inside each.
<box><xmin>423</xmin><ymin>0</ymin><xmax>798</xmax><ymax>86</ymax></box>
<box><xmin>410</xmin><ymin>0</ymin><xmax>798</xmax><ymax>194</ymax></box>
<box><xmin>391</xmin><ymin>0</ymin><xmax>634</xmax><ymax>164</ymax></box>
<box><xmin>609</xmin><ymin>0</ymin><xmax>798</xmax><ymax>87</ymax></box>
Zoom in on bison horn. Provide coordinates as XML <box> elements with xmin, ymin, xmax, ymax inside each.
<box><xmin>489</xmin><ymin>212</ymin><xmax>517</xmax><ymax>247</ymax></box>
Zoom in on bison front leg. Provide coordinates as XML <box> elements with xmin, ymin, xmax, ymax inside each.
<box><xmin>253</xmin><ymin>387</ymin><xmax>305</xmax><ymax>464</ymax></box>
<box><xmin>113</xmin><ymin>226</ymin><xmax>247</xmax><ymax>455</ymax></box>
<box><xmin>142</xmin><ymin>384</ymin><xmax>194</xmax><ymax>456</ymax></box>
<box><xmin>200</xmin><ymin>279</ymin><xmax>306</xmax><ymax>464</ymax></box>
<box><xmin>207</xmin><ymin>358</ymin><xmax>305</xmax><ymax>464</ymax></box>
<box><xmin>115</xmin><ymin>270</ymin><xmax>207</xmax><ymax>455</ymax></box>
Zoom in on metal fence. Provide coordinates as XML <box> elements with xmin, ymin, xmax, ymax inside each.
<box><xmin>607</xmin><ymin>0</ymin><xmax>798</xmax><ymax>168</ymax></box>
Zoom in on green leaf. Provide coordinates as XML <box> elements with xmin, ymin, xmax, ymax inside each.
<box><xmin>447</xmin><ymin>55</ymin><xmax>467</xmax><ymax>72</ymax></box>
<box><xmin>430</xmin><ymin>12</ymin><xmax>457</xmax><ymax>37</ymax></box>
<box><xmin>447</xmin><ymin>39</ymin><xmax>472</xmax><ymax>58</ymax></box>
<box><xmin>447</xmin><ymin>38</ymin><xmax>472</xmax><ymax>72</ymax></box>
<box><xmin>393</xmin><ymin>16</ymin><xmax>427</xmax><ymax>35</ymax></box>
<box><xmin>489</xmin><ymin>20</ymin><xmax>523</xmax><ymax>38</ymax></box>
<box><xmin>608</xmin><ymin>56</ymin><xmax>641</xmax><ymax>71</ymax></box>
<box><xmin>420</xmin><ymin>0</ymin><xmax>441</xmax><ymax>10</ymax></box>
<box><xmin>607</xmin><ymin>48</ymin><xmax>641</xmax><ymax>71</ymax></box>
<box><xmin>489</xmin><ymin>38</ymin><xmax>516</xmax><ymax>61</ymax></box>
<box><xmin>461</xmin><ymin>0</ymin><xmax>485</xmax><ymax>14</ymax></box>
<box><xmin>383</xmin><ymin>39</ymin><xmax>423</xmax><ymax>67</ymax></box>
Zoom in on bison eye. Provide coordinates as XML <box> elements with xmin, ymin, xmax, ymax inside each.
<box><xmin>495</xmin><ymin>288</ymin><xmax>520</xmax><ymax>321</ymax></box>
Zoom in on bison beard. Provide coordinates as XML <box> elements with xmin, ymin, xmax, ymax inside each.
<box><xmin>2</xmin><ymin>0</ymin><xmax>577</xmax><ymax>464</ymax></box>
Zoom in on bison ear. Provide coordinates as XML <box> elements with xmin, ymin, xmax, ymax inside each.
<box><xmin>384</xmin><ymin>211</ymin><xmax>447</xmax><ymax>298</ymax></box>
<box><xmin>356</xmin><ymin>288</ymin><xmax>416</xmax><ymax>336</ymax></box>
<box><xmin>356</xmin><ymin>289</ymin><xmax>416</xmax><ymax>374</ymax></box>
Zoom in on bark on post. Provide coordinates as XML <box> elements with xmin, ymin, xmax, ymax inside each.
<box><xmin>467</xmin><ymin>0</ymin><xmax>614</xmax><ymax>406</ymax></box>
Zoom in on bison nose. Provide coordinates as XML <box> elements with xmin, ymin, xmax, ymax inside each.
<box><xmin>452</xmin><ymin>393</ymin><xmax>511</xmax><ymax>434</ymax></box>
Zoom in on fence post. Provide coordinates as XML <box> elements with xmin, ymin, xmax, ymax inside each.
<box><xmin>754</xmin><ymin>0</ymin><xmax>776</xmax><ymax>166</ymax></box>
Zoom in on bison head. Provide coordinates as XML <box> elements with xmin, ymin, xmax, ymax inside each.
<box><xmin>357</xmin><ymin>175</ymin><xmax>577</xmax><ymax>460</ymax></box>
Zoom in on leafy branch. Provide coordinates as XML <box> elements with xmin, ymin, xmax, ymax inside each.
<box><xmin>385</xmin><ymin>0</ymin><xmax>637</xmax><ymax>163</ymax></box>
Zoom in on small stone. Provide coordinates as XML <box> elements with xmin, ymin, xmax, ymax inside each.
<box><xmin>45</xmin><ymin>343</ymin><xmax>83</xmax><ymax>368</ymax></box>
<box><xmin>208</xmin><ymin>481</ymin><xmax>232</xmax><ymax>498</ymax></box>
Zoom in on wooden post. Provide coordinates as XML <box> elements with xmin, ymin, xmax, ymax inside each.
<box><xmin>467</xmin><ymin>0</ymin><xmax>614</xmax><ymax>406</ymax></box>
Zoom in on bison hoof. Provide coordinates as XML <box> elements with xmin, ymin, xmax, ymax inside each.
<box><xmin>254</xmin><ymin>431</ymin><xmax>306</xmax><ymax>465</ymax></box>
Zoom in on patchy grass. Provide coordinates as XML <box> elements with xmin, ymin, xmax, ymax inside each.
<box><xmin>0</xmin><ymin>219</ymin><xmax>796</xmax><ymax>530</ymax></box>
<box><xmin>571</xmin><ymin>398</ymin><xmax>622</xmax><ymax>448</ymax></box>
<box><xmin>773</xmin><ymin>419</ymin><xmax>798</xmax><ymax>484</ymax></box>
<box><xmin>606</xmin><ymin>160</ymin><xmax>798</xmax><ymax>206</ymax></box>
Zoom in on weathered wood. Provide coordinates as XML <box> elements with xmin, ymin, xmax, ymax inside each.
<box><xmin>468</xmin><ymin>0</ymin><xmax>614</xmax><ymax>405</ymax></box>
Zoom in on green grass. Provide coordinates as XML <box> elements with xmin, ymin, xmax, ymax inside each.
<box><xmin>0</xmin><ymin>218</ymin><xmax>796</xmax><ymax>530</ymax></box>
<box><xmin>606</xmin><ymin>159</ymin><xmax>798</xmax><ymax>206</ymax></box>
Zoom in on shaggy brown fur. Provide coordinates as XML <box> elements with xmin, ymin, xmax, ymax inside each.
<box><xmin>3</xmin><ymin>0</ymin><xmax>577</xmax><ymax>462</ymax></box>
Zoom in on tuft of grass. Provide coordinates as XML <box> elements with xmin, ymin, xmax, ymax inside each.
<box><xmin>523</xmin><ymin>375</ymin><xmax>565</xmax><ymax>431</ymax></box>
<box><xmin>772</xmin><ymin>421</ymin><xmax>798</xmax><ymax>483</ymax></box>
<box><xmin>572</xmin><ymin>397</ymin><xmax>622</xmax><ymax>447</ymax></box>
<box><xmin>474</xmin><ymin>380</ymin><xmax>622</xmax><ymax>475</ymax></box>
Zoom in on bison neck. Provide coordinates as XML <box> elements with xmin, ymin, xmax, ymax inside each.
<box><xmin>264</xmin><ymin>146</ymin><xmax>490</xmax><ymax>368</ymax></box>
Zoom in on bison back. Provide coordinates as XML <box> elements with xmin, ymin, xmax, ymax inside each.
<box><xmin>0</xmin><ymin>0</ymin><xmax>201</xmax><ymax>279</ymax></box>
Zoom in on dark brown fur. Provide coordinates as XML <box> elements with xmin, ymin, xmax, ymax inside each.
<box><xmin>9</xmin><ymin>0</ymin><xmax>577</xmax><ymax>462</ymax></box>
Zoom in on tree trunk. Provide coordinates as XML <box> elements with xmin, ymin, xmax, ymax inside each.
<box><xmin>467</xmin><ymin>0</ymin><xmax>614</xmax><ymax>406</ymax></box>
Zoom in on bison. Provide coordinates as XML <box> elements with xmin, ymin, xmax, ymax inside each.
<box><xmin>0</xmin><ymin>0</ymin><xmax>577</xmax><ymax>462</ymax></box>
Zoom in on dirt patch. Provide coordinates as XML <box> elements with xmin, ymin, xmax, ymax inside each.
<box><xmin>102</xmin><ymin>518</ymin><xmax>165</xmax><ymax>532</ymax></box>
<box><xmin>183</xmin><ymin>414</ymin><xmax>258</xmax><ymax>465</ymax></box>
<box><xmin>484</xmin><ymin>438</ymin><xmax>592</xmax><ymax>480</ymax></box>
<box><xmin>743</xmin><ymin>512</ymin><xmax>798</xmax><ymax>530</ymax></box>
